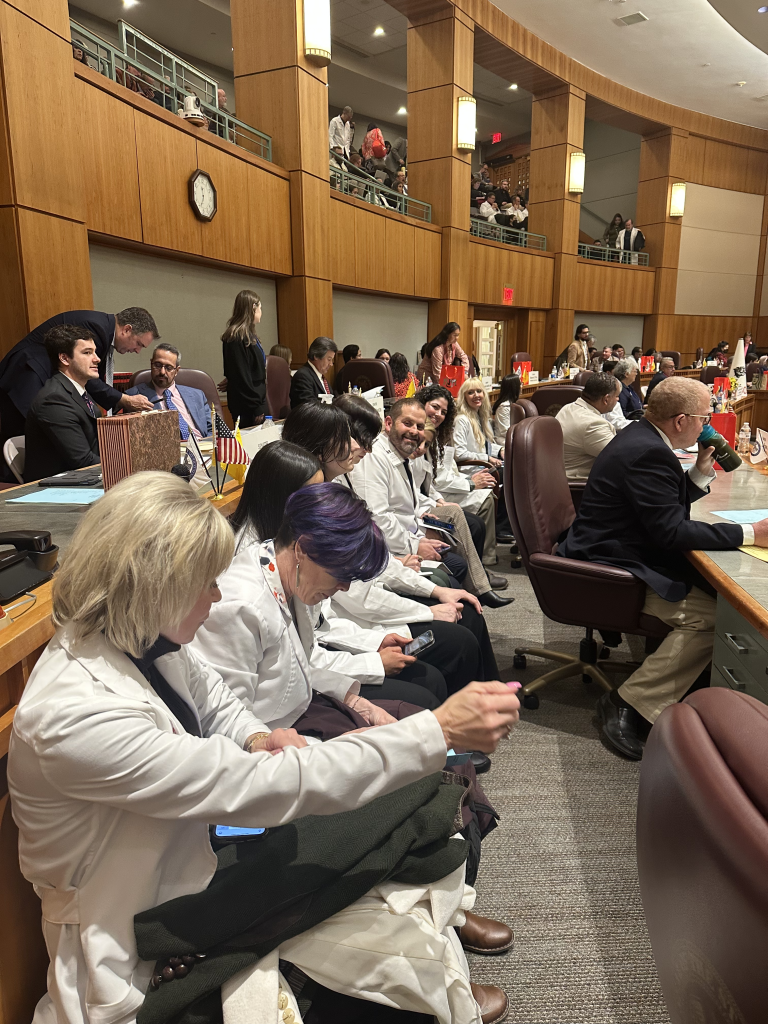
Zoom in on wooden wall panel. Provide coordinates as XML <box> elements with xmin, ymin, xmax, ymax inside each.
<box><xmin>134</xmin><ymin>112</ymin><xmax>202</xmax><ymax>255</ymax></box>
<box><xmin>574</xmin><ymin>262</ymin><xmax>655</xmax><ymax>314</ymax></box>
<box><xmin>414</xmin><ymin>228</ymin><xmax>441</xmax><ymax>298</ymax></box>
<box><xmin>196</xmin><ymin>141</ymin><xmax>251</xmax><ymax>266</ymax></box>
<box><xmin>4</xmin><ymin>0</ymin><xmax>69</xmax><ymax>36</ymax></box>
<box><xmin>240</xmin><ymin>164</ymin><xmax>292</xmax><ymax>275</ymax></box>
<box><xmin>649</xmin><ymin>313</ymin><xmax>756</xmax><ymax>365</ymax></box>
<box><xmin>75</xmin><ymin>81</ymin><xmax>142</xmax><ymax>242</ymax></box>
<box><xmin>354</xmin><ymin>207</ymin><xmax>387</xmax><ymax>291</ymax></box>
<box><xmin>0</xmin><ymin>208</ymin><xmax>26</xmax><ymax>353</ymax></box>
<box><xmin>384</xmin><ymin>218</ymin><xmax>415</xmax><ymax>296</ymax></box>
<box><xmin>327</xmin><ymin>198</ymin><xmax>356</xmax><ymax>287</ymax></box>
<box><xmin>467</xmin><ymin>239</ymin><xmax>554</xmax><ymax>309</ymax></box>
<box><xmin>16</xmin><ymin>211</ymin><xmax>92</xmax><ymax>327</ymax></box>
<box><xmin>0</xmin><ymin>6</ymin><xmax>83</xmax><ymax>220</ymax></box>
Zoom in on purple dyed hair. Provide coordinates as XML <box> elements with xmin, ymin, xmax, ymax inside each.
<box><xmin>275</xmin><ymin>482</ymin><xmax>389</xmax><ymax>583</ymax></box>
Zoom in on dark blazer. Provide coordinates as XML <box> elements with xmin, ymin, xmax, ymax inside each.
<box><xmin>618</xmin><ymin>381</ymin><xmax>643</xmax><ymax>417</ymax></box>
<box><xmin>0</xmin><ymin>311</ymin><xmax>122</xmax><ymax>425</ymax></box>
<box><xmin>558</xmin><ymin>418</ymin><xmax>743</xmax><ymax>602</ymax></box>
<box><xmin>289</xmin><ymin>362</ymin><xmax>328</xmax><ymax>408</ymax></box>
<box><xmin>23</xmin><ymin>373</ymin><xmax>100</xmax><ymax>482</ymax></box>
<box><xmin>222</xmin><ymin>335</ymin><xmax>267</xmax><ymax>427</ymax></box>
<box><xmin>126</xmin><ymin>382</ymin><xmax>212</xmax><ymax>436</ymax></box>
<box><xmin>643</xmin><ymin>371</ymin><xmax>666</xmax><ymax>405</ymax></box>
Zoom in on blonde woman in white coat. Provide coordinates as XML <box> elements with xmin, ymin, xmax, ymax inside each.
<box><xmin>454</xmin><ymin>378</ymin><xmax>503</xmax><ymax>477</ymax></box>
<box><xmin>9</xmin><ymin>472</ymin><xmax>520</xmax><ymax>1024</ymax></box>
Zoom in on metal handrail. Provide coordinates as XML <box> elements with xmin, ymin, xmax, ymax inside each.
<box><xmin>577</xmin><ymin>242</ymin><xmax>649</xmax><ymax>266</ymax></box>
<box><xmin>70</xmin><ymin>19</ymin><xmax>272</xmax><ymax>162</ymax></box>
<box><xmin>329</xmin><ymin>158</ymin><xmax>431</xmax><ymax>223</ymax></box>
<box><xmin>470</xmin><ymin>217</ymin><xmax>547</xmax><ymax>251</ymax></box>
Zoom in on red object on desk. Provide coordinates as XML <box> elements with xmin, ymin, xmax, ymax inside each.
<box><xmin>710</xmin><ymin>411</ymin><xmax>737</xmax><ymax>471</ymax></box>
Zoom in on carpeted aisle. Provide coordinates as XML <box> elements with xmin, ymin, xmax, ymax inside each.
<box><xmin>469</xmin><ymin>560</ymin><xmax>670</xmax><ymax>1024</ymax></box>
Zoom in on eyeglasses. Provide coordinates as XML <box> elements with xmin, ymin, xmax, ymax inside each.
<box><xmin>682</xmin><ymin>413</ymin><xmax>712</xmax><ymax>424</ymax></box>
<box><xmin>150</xmin><ymin>361</ymin><xmax>177</xmax><ymax>372</ymax></box>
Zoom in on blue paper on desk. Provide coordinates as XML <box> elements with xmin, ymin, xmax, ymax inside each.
<box><xmin>7</xmin><ymin>488</ymin><xmax>104</xmax><ymax>505</ymax></box>
<box><xmin>711</xmin><ymin>509</ymin><xmax>768</xmax><ymax>525</ymax></box>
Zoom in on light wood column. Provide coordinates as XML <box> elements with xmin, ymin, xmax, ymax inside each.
<box><xmin>0</xmin><ymin>0</ymin><xmax>92</xmax><ymax>356</ymax></box>
<box><xmin>528</xmin><ymin>85</ymin><xmax>585</xmax><ymax>369</ymax></box>
<box><xmin>407</xmin><ymin>7</ymin><xmax>474</xmax><ymax>358</ymax></box>
<box><xmin>230</xmin><ymin>0</ymin><xmax>333</xmax><ymax>358</ymax></box>
<box><xmin>637</xmin><ymin>127</ymin><xmax>687</xmax><ymax>351</ymax></box>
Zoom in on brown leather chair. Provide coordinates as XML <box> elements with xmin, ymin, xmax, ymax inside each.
<box><xmin>334</xmin><ymin>358</ymin><xmax>395</xmax><ymax>398</ymax></box>
<box><xmin>695</xmin><ymin>346</ymin><xmax>704</xmax><ymax>364</ymax></box>
<box><xmin>660</xmin><ymin>349</ymin><xmax>681</xmax><ymax>369</ymax></box>
<box><xmin>511</xmin><ymin>352</ymin><xmax>532</xmax><ymax>371</ymax></box>
<box><xmin>700</xmin><ymin>365</ymin><xmax>727</xmax><ymax>386</ymax></box>
<box><xmin>265</xmin><ymin>354</ymin><xmax>291</xmax><ymax>419</ymax></box>
<box><xmin>516</xmin><ymin>398</ymin><xmax>538</xmax><ymax>418</ymax></box>
<box><xmin>529</xmin><ymin>385</ymin><xmax>583</xmax><ymax>416</ymax></box>
<box><xmin>638</xmin><ymin>689</ymin><xmax>768</xmax><ymax>1024</ymax></box>
<box><xmin>128</xmin><ymin>368</ymin><xmax>224</xmax><ymax>418</ymax></box>
<box><xmin>572</xmin><ymin>370</ymin><xmax>595</xmax><ymax>387</ymax></box>
<box><xmin>745</xmin><ymin>360</ymin><xmax>760</xmax><ymax>382</ymax></box>
<box><xmin>503</xmin><ymin>416</ymin><xmax>670</xmax><ymax>708</ymax></box>
<box><xmin>507</xmin><ymin>402</ymin><xmax>526</xmax><ymax>430</ymax></box>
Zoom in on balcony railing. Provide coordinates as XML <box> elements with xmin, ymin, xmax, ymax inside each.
<box><xmin>70</xmin><ymin>19</ymin><xmax>272</xmax><ymax>162</ymax></box>
<box><xmin>470</xmin><ymin>217</ymin><xmax>547</xmax><ymax>251</ymax></box>
<box><xmin>330</xmin><ymin>161</ymin><xmax>431</xmax><ymax>223</ymax></box>
<box><xmin>578</xmin><ymin>242</ymin><xmax>649</xmax><ymax>266</ymax></box>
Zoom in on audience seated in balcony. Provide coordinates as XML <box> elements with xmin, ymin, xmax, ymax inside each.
<box><xmin>390</xmin><ymin>352</ymin><xmax>419</xmax><ymax>397</ymax></box>
<box><xmin>478</xmin><ymin>193</ymin><xmax>500</xmax><ymax>223</ymax></box>
<box><xmin>494</xmin><ymin>179</ymin><xmax>512</xmax><ymax>205</ymax></box>
<box><xmin>72</xmin><ymin>42</ymin><xmax>90</xmax><ymax>66</ymax></box>
<box><xmin>616</xmin><ymin>218</ymin><xmax>645</xmax><ymax>263</ymax></box>
<box><xmin>116</xmin><ymin>64</ymin><xmax>156</xmax><ymax>101</ymax></box>
<box><xmin>508</xmin><ymin>195</ymin><xmax>528</xmax><ymax>231</ymax></box>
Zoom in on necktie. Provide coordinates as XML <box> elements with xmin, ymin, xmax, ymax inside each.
<box><xmin>82</xmin><ymin>391</ymin><xmax>97</xmax><ymax>417</ymax></box>
<box><xmin>322</xmin><ymin>377</ymin><xmax>331</xmax><ymax>395</ymax></box>
<box><xmin>164</xmin><ymin>389</ymin><xmax>190</xmax><ymax>441</ymax></box>
<box><xmin>105</xmin><ymin>346</ymin><xmax>114</xmax><ymax>387</ymax></box>
<box><xmin>402</xmin><ymin>459</ymin><xmax>416</xmax><ymax>507</ymax></box>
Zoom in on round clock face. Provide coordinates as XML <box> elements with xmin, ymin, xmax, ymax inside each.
<box><xmin>194</xmin><ymin>174</ymin><xmax>216</xmax><ymax>218</ymax></box>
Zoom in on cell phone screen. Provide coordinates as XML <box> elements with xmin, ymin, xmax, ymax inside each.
<box><xmin>214</xmin><ymin>825</ymin><xmax>266</xmax><ymax>838</ymax></box>
<box><xmin>404</xmin><ymin>630</ymin><xmax>435</xmax><ymax>657</ymax></box>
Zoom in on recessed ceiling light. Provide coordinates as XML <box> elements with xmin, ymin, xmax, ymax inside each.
<box><xmin>122</xmin><ymin>0</ymin><xmax>139</xmax><ymax>7</ymax></box>
<box><xmin>759</xmin><ymin>6</ymin><xmax>768</xmax><ymax>12</ymax></box>
<box><xmin>508</xmin><ymin>83</ymin><xmax>518</xmax><ymax>90</ymax></box>
<box><xmin>738</xmin><ymin>81</ymin><xmax>747</xmax><ymax>86</ymax></box>
<box><xmin>397</xmin><ymin>106</ymin><xmax>407</xmax><ymax>115</ymax></box>
<box><xmin>373</xmin><ymin>26</ymin><xmax>385</xmax><ymax>36</ymax></box>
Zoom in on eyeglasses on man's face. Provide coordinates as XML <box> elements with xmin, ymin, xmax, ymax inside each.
<box><xmin>682</xmin><ymin>412</ymin><xmax>712</xmax><ymax>425</ymax></box>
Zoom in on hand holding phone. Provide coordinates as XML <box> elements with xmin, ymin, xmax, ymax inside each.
<box><xmin>403</xmin><ymin>630</ymin><xmax>435</xmax><ymax>657</ymax></box>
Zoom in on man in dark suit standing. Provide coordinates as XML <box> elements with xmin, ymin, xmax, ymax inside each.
<box><xmin>0</xmin><ymin>308</ymin><xmax>159</xmax><ymax>464</ymax></box>
<box><xmin>289</xmin><ymin>336</ymin><xmax>338</xmax><ymax>408</ymax></box>
<box><xmin>23</xmin><ymin>325</ymin><xmax>103</xmax><ymax>482</ymax></box>
<box><xmin>559</xmin><ymin>377</ymin><xmax>768</xmax><ymax>759</ymax></box>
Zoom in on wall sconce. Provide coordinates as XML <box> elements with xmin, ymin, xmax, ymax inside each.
<box><xmin>304</xmin><ymin>0</ymin><xmax>331</xmax><ymax>66</ymax></box>
<box><xmin>670</xmin><ymin>181</ymin><xmax>686</xmax><ymax>217</ymax></box>
<box><xmin>457</xmin><ymin>96</ymin><xmax>476</xmax><ymax>151</ymax></box>
<box><xmin>568</xmin><ymin>151</ymin><xmax>585</xmax><ymax>193</ymax></box>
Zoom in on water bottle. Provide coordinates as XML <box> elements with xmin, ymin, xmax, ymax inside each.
<box><xmin>550</xmin><ymin>365</ymin><xmax>557</xmax><ymax>379</ymax></box>
<box><xmin>698</xmin><ymin>424</ymin><xmax>742</xmax><ymax>472</ymax></box>
<box><xmin>738</xmin><ymin>423</ymin><xmax>751</xmax><ymax>456</ymax></box>
<box><xmin>262</xmin><ymin>415</ymin><xmax>273</xmax><ymax>430</ymax></box>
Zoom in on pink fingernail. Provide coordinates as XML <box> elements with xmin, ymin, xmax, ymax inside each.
<box><xmin>507</xmin><ymin>681</ymin><xmax>522</xmax><ymax>690</ymax></box>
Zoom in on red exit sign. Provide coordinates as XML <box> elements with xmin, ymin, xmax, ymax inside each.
<box><xmin>502</xmin><ymin>285</ymin><xmax>514</xmax><ymax>306</ymax></box>
<box><xmin>492</xmin><ymin>132</ymin><xmax>502</xmax><ymax>144</ymax></box>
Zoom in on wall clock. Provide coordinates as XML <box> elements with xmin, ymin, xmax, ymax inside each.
<box><xmin>188</xmin><ymin>169</ymin><xmax>217</xmax><ymax>222</ymax></box>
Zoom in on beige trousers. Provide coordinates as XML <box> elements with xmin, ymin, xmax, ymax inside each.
<box><xmin>427</xmin><ymin>503</ymin><xmax>490</xmax><ymax>595</ymax></box>
<box><xmin>474</xmin><ymin>494</ymin><xmax>498</xmax><ymax>565</ymax></box>
<box><xmin>619</xmin><ymin>585</ymin><xmax>717</xmax><ymax>723</ymax></box>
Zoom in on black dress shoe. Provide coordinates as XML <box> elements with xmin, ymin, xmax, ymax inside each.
<box><xmin>469</xmin><ymin>750</ymin><xmax>491</xmax><ymax>774</ymax></box>
<box><xmin>480</xmin><ymin>591</ymin><xmax>514</xmax><ymax>609</ymax></box>
<box><xmin>495</xmin><ymin>532</ymin><xmax>516</xmax><ymax>544</ymax></box>
<box><xmin>486</xmin><ymin>571</ymin><xmax>508</xmax><ymax>590</ymax></box>
<box><xmin>596</xmin><ymin>691</ymin><xmax>648</xmax><ymax>760</ymax></box>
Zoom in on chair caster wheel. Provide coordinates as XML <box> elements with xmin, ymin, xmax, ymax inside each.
<box><xmin>582</xmin><ymin>674</ymin><xmax>591</xmax><ymax>684</ymax></box>
<box><xmin>522</xmin><ymin>693</ymin><xmax>539</xmax><ymax>710</ymax></box>
<box><xmin>599</xmin><ymin>647</ymin><xmax>610</xmax><ymax>659</ymax></box>
<box><xmin>513</xmin><ymin>654</ymin><xmax>527</xmax><ymax>669</ymax></box>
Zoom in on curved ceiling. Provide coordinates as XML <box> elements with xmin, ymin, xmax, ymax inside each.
<box><xmin>490</xmin><ymin>0</ymin><xmax>768</xmax><ymax>129</ymax></box>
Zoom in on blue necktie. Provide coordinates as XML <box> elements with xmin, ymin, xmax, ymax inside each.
<box><xmin>164</xmin><ymin>389</ymin><xmax>190</xmax><ymax>441</ymax></box>
<box><xmin>82</xmin><ymin>391</ymin><xmax>97</xmax><ymax>418</ymax></box>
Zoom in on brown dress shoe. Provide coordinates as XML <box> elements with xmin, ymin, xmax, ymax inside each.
<box><xmin>458</xmin><ymin>911</ymin><xmax>515</xmax><ymax>955</ymax></box>
<box><xmin>471</xmin><ymin>983</ymin><xmax>510</xmax><ymax>1024</ymax></box>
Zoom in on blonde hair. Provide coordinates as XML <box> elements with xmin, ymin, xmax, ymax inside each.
<box><xmin>456</xmin><ymin>377</ymin><xmax>494</xmax><ymax>448</ymax></box>
<box><xmin>647</xmin><ymin>377</ymin><xmax>710</xmax><ymax>422</ymax></box>
<box><xmin>53</xmin><ymin>473</ymin><xmax>234</xmax><ymax>657</ymax></box>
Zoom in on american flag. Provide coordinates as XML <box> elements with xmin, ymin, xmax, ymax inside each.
<box><xmin>214</xmin><ymin>411</ymin><xmax>250</xmax><ymax>466</ymax></box>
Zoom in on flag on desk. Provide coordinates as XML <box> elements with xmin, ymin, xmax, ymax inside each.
<box><xmin>750</xmin><ymin>427</ymin><xmax>768</xmax><ymax>464</ymax></box>
<box><xmin>214</xmin><ymin>411</ymin><xmax>250</xmax><ymax>466</ymax></box>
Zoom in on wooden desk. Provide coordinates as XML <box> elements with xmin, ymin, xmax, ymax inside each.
<box><xmin>688</xmin><ymin>461</ymin><xmax>768</xmax><ymax>703</ymax></box>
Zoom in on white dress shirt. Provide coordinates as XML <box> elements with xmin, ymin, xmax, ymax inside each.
<box><xmin>556</xmin><ymin>397</ymin><xmax>617</xmax><ymax>480</ymax></box>
<box><xmin>328</xmin><ymin>114</ymin><xmax>353</xmax><ymax>156</ymax></box>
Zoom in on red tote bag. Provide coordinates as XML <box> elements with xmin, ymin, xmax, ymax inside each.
<box><xmin>439</xmin><ymin>365</ymin><xmax>466</xmax><ymax>398</ymax></box>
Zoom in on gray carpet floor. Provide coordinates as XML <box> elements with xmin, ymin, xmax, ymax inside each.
<box><xmin>468</xmin><ymin>555</ymin><xmax>671</xmax><ymax>1024</ymax></box>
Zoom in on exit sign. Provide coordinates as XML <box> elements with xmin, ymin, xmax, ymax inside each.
<box><xmin>492</xmin><ymin>132</ymin><xmax>502</xmax><ymax>144</ymax></box>
<box><xmin>502</xmin><ymin>284</ymin><xmax>514</xmax><ymax>306</ymax></box>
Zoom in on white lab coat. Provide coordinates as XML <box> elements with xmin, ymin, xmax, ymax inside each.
<box><xmin>431</xmin><ymin>445</ymin><xmax>492</xmax><ymax>514</ymax></box>
<box><xmin>477</xmin><ymin>200</ymin><xmax>497</xmax><ymax>223</ymax></box>
<box><xmin>351</xmin><ymin>434</ymin><xmax>425</xmax><ymax>555</ymax></box>
<box><xmin>9</xmin><ymin>628</ymin><xmax>447</xmax><ymax>1024</ymax></box>
<box><xmin>452</xmin><ymin>415</ymin><xmax>501</xmax><ymax>477</ymax></box>
<box><xmin>493</xmin><ymin>402</ymin><xmax>511</xmax><ymax>447</ymax></box>
<box><xmin>189</xmin><ymin>535</ymin><xmax>356</xmax><ymax>729</ymax></box>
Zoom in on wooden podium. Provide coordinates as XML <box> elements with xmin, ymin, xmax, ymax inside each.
<box><xmin>97</xmin><ymin>410</ymin><xmax>180</xmax><ymax>490</ymax></box>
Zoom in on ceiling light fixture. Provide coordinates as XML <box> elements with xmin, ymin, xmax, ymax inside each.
<box><xmin>509</xmin><ymin>83</ymin><xmax>518</xmax><ymax>90</ymax></box>
<box><xmin>759</xmin><ymin>6</ymin><xmax>768</xmax><ymax>12</ymax></box>
<box><xmin>373</xmin><ymin>26</ymin><xmax>385</xmax><ymax>36</ymax></box>
<box><xmin>457</xmin><ymin>96</ymin><xmax>476</xmax><ymax>150</ymax></box>
<box><xmin>122</xmin><ymin>0</ymin><xmax>139</xmax><ymax>7</ymax></box>
<box><xmin>303</xmin><ymin>0</ymin><xmax>331</xmax><ymax>67</ymax></box>
<box><xmin>737</xmin><ymin>81</ymin><xmax>747</xmax><ymax>87</ymax></box>
<box><xmin>397</xmin><ymin>106</ymin><xmax>407</xmax><ymax>115</ymax></box>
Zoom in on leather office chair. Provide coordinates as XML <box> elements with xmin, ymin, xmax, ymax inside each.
<box><xmin>529</xmin><ymin>385</ymin><xmax>583</xmax><ymax>416</ymax></box>
<box><xmin>745</xmin><ymin>360</ymin><xmax>760</xmax><ymax>382</ymax></box>
<box><xmin>504</xmin><ymin>417</ymin><xmax>670</xmax><ymax>708</ymax></box>
<box><xmin>572</xmin><ymin>370</ymin><xmax>595</xmax><ymax>387</ymax></box>
<box><xmin>128</xmin><ymin>368</ymin><xmax>224</xmax><ymax>418</ymax></box>
<box><xmin>660</xmin><ymin>349</ymin><xmax>681</xmax><ymax>369</ymax></box>
<box><xmin>516</xmin><ymin>398</ymin><xmax>538</xmax><ymax>418</ymax></box>
<box><xmin>511</xmin><ymin>352</ymin><xmax>532</xmax><ymax>370</ymax></box>
<box><xmin>507</xmin><ymin>402</ymin><xmax>526</xmax><ymax>430</ymax></box>
<box><xmin>334</xmin><ymin>358</ymin><xmax>395</xmax><ymax>398</ymax></box>
<box><xmin>265</xmin><ymin>355</ymin><xmax>291</xmax><ymax>419</ymax></box>
<box><xmin>638</xmin><ymin>689</ymin><xmax>768</xmax><ymax>1024</ymax></box>
<box><xmin>695</xmin><ymin>346</ymin><xmax>704</xmax><ymax>364</ymax></box>
<box><xmin>700</xmin><ymin>365</ymin><xmax>726</xmax><ymax>386</ymax></box>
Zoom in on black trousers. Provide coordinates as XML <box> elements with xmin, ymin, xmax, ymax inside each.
<box><xmin>358</xmin><ymin>661</ymin><xmax>446</xmax><ymax>708</ymax></box>
<box><xmin>400</xmin><ymin>619</ymin><xmax>483</xmax><ymax>697</ymax></box>
<box><xmin>411</xmin><ymin>599</ymin><xmax>498</xmax><ymax>682</ymax></box>
<box><xmin>441</xmin><ymin>550</ymin><xmax>468</xmax><ymax>583</ymax></box>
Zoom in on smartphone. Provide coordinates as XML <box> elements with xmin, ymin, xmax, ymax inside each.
<box><xmin>404</xmin><ymin>630</ymin><xmax>435</xmax><ymax>657</ymax></box>
<box><xmin>422</xmin><ymin>516</ymin><xmax>456</xmax><ymax>532</ymax></box>
<box><xmin>445</xmin><ymin>749</ymin><xmax>472</xmax><ymax>767</ymax></box>
<box><xmin>213</xmin><ymin>825</ymin><xmax>267</xmax><ymax>841</ymax></box>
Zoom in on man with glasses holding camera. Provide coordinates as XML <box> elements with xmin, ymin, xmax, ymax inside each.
<box><xmin>558</xmin><ymin>376</ymin><xmax>768</xmax><ymax>760</ymax></box>
<box><xmin>126</xmin><ymin>343</ymin><xmax>211</xmax><ymax>438</ymax></box>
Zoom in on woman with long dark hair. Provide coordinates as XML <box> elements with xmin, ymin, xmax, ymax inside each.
<box><xmin>389</xmin><ymin>351</ymin><xmax>419</xmax><ymax>397</ymax></box>
<box><xmin>221</xmin><ymin>289</ymin><xmax>268</xmax><ymax>427</ymax></box>
<box><xmin>492</xmin><ymin>374</ymin><xmax>521</xmax><ymax>446</ymax></box>
<box><xmin>416</xmin><ymin>322</ymin><xmax>470</xmax><ymax>384</ymax></box>
<box><xmin>599</xmin><ymin>212</ymin><xmax>624</xmax><ymax>250</ymax></box>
